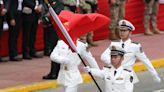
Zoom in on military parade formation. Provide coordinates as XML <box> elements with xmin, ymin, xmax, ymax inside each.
<box><xmin>0</xmin><ymin>0</ymin><xmax>163</xmax><ymax>92</ymax></box>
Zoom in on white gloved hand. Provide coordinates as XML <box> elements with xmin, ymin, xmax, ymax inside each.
<box><xmin>153</xmin><ymin>75</ymin><xmax>161</xmax><ymax>83</ymax></box>
<box><xmin>83</xmin><ymin>66</ymin><xmax>91</xmax><ymax>72</ymax></box>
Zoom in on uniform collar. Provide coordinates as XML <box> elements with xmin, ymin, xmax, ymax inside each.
<box><xmin>120</xmin><ymin>39</ymin><xmax>131</xmax><ymax>44</ymax></box>
<box><xmin>111</xmin><ymin>65</ymin><xmax>123</xmax><ymax>72</ymax></box>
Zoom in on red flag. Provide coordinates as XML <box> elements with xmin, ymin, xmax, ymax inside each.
<box><xmin>49</xmin><ymin>8</ymin><xmax>109</xmax><ymax>52</ymax></box>
<box><xmin>58</xmin><ymin>10</ymin><xmax>109</xmax><ymax>39</ymax></box>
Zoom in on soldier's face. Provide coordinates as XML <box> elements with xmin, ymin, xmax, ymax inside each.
<box><xmin>111</xmin><ymin>55</ymin><xmax>123</xmax><ymax>68</ymax></box>
<box><xmin>119</xmin><ymin>29</ymin><xmax>132</xmax><ymax>40</ymax></box>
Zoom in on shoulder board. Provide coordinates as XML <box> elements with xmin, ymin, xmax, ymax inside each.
<box><xmin>104</xmin><ymin>66</ymin><xmax>111</xmax><ymax>69</ymax></box>
<box><xmin>131</xmin><ymin>41</ymin><xmax>139</xmax><ymax>44</ymax></box>
<box><xmin>112</xmin><ymin>40</ymin><xmax>120</xmax><ymax>42</ymax></box>
<box><xmin>123</xmin><ymin>69</ymin><xmax>131</xmax><ymax>72</ymax></box>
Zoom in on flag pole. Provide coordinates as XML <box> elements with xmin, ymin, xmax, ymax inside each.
<box><xmin>77</xmin><ymin>53</ymin><xmax>102</xmax><ymax>92</ymax></box>
<box><xmin>44</xmin><ymin>0</ymin><xmax>102</xmax><ymax>92</ymax></box>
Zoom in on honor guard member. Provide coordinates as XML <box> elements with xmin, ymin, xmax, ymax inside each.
<box><xmin>101</xmin><ymin>19</ymin><xmax>161</xmax><ymax>84</ymax></box>
<box><xmin>50</xmin><ymin>39</ymin><xmax>99</xmax><ymax>92</ymax></box>
<box><xmin>144</xmin><ymin>0</ymin><xmax>164</xmax><ymax>35</ymax></box>
<box><xmin>84</xmin><ymin>45</ymin><xmax>134</xmax><ymax>92</ymax></box>
<box><xmin>0</xmin><ymin>0</ymin><xmax>8</xmax><ymax>62</ymax></box>
<box><xmin>42</xmin><ymin>0</ymin><xmax>64</xmax><ymax>80</ymax></box>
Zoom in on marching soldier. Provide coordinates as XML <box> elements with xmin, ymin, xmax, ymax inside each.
<box><xmin>101</xmin><ymin>19</ymin><xmax>161</xmax><ymax>84</ymax></box>
<box><xmin>109</xmin><ymin>0</ymin><xmax>127</xmax><ymax>40</ymax></box>
<box><xmin>50</xmin><ymin>39</ymin><xmax>99</xmax><ymax>92</ymax></box>
<box><xmin>144</xmin><ymin>0</ymin><xmax>164</xmax><ymax>35</ymax></box>
<box><xmin>0</xmin><ymin>0</ymin><xmax>9</xmax><ymax>62</ymax></box>
<box><xmin>84</xmin><ymin>45</ymin><xmax>134</xmax><ymax>92</ymax></box>
<box><xmin>42</xmin><ymin>0</ymin><xmax>64</xmax><ymax>80</ymax></box>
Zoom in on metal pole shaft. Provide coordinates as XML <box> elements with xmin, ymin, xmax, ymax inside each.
<box><xmin>77</xmin><ymin>53</ymin><xmax>102</xmax><ymax>92</ymax></box>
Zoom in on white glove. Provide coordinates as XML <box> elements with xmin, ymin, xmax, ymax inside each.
<box><xmin>152</xmin><ymin>75</ymin><xmax>161</xmax><ymax>83</ymax></box>
<box><xmin>83</xmin><ymin>66</ymin><xmax>91</xmax><ymax>72</ymax></box>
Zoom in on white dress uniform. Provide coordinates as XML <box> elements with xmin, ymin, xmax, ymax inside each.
<box><xmin>89</xmin><ymin>66</ymin><xmax>133</xmax><ymax>92</ymax></box>
<box><xmin>101</xmin><ymin>20</ymin><xmax>160</xmax><ymax>84</ymax></box>
<box><xmin>50</xmin><ymin>40</ymin><xmax>99</xmax><ymax>92</ymax></box>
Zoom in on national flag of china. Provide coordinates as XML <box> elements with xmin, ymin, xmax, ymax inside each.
<box><xmin>49</xmin><ymin>7</ymin><xmax>109</xmax><ymax>52</ymax></box>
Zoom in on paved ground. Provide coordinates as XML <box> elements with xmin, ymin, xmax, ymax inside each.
<box><xmin>33</xmin><ymin>68</ymin><xmax>164</xmax><ymax>92</ymax></box>
<box><xmin>0</xmin><ymin>33</ymin><xmax>164</xmax><ymax>90</ymax></box>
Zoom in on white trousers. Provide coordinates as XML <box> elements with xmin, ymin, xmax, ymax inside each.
<box><xmin>64</xmin><ymin>85</ymin><xmax>78</xmax><ymax>92</ymax></box>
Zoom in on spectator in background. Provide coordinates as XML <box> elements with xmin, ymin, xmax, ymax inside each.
<box><xmin>63</xmin><ymin>0</ymin><xmax>77</xmax><ymax>13</ymax></box>
<box><xmin>7</xmin><ymin>0</ymin><xmax>23</xmax><ymax>61</ymax></box>
<box><xmin>42</xmin><ymin>0</ymin><xmax>64</xmax><ymax>80</ymax></box>
<box><xmin>108</xmin><ymin>0</ymin><xmax>127</xmax><ymax>40</ymax></box>
<box><xmin>41</xmin><ymin>2</ymin><xmax>59</xmax><ymax>56</ymax></box>
<box><xmin>144</xmin><ymin>0</ymin><xmax>164</xmax><ymax>35</ymax></box>
<box><xmin>0</xmin><ymin>0</ymin><xmax>9</xmax><ymax>62</ymax></box>
<box><xmin>81</xmin><ymin>0</ymin><xmax>98</xmax><ymax>47</ymax></box>
<box><xmin>22</xmin><ymin>0</ymin><xmax>43</xmax><ymax>59</ymax></box>
<box><xmin>85</xmin><ymin>0</ymin><xmax>97</xmax><ymax>13</ymax></box>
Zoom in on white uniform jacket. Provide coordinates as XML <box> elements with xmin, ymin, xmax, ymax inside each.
<box><xmin>90</xmin><ymin>66</ymin><xmax>133</xmax><ymax>92</ymax></box>
<box><xmin>50</xmin><ymin>40</ymin><xmax>99</xmax><ymax>87</ymax></box>
<box><xmin>101</xmin><ymin>39</ymin><xmax>158</xmax><ymax>83</ymax></box>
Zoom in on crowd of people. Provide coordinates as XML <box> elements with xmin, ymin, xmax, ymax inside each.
<box><xmin>0</xmin><ymin>0</ymin><xmax>163</xmax><ymax>92</ymax></box>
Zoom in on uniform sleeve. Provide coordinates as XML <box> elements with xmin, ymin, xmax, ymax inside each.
<box><xmin>79</xmin><ymin>42</ymin><xmax>99</xmax><ymax>69</ymax></box>
<box><xmin>90</xmin><ymin>68</ymin><xmax>105</xmax><ymax>79</ymax></box>
<box><xmin>50</xmin><ymin>41</ymin><xmax>70</xmax><ymax>64</ymax></box>
<box><xmin>100</xmin><ymin>47</ymin><xmax>111</xmax><ymax>65</ymax></box>
<box><xmin>135</xmin><ymin>44</ymin><xmax>158</xmax><ymax>76</ymax></box>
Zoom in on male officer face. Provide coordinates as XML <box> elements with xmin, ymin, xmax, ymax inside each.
<box><xmin>111</xmin><ymin>54</ymin><xmax>124</xmax><ymax>68</ymax></box>
<box><xmin>119</xmin><ymin>28</ymin><xmax>132</xmax><ymax>41</ymax></box>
